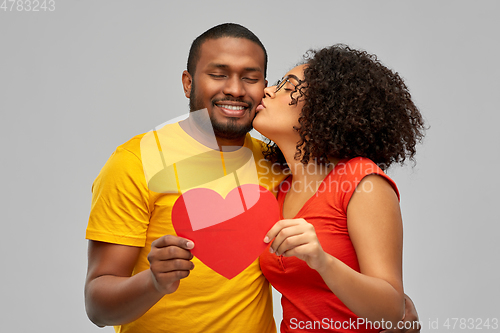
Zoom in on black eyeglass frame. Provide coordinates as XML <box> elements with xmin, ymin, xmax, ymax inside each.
<box><xmin>274</xmin><ymin>74</ymin><xmax>302</xmax><ymax>94</ymax></box>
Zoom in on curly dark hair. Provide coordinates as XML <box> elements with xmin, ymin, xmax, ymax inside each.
<box><xmin>263</xmin><ymin>44</ymin><xmax>426</xmax><ymax>170</ymax></box>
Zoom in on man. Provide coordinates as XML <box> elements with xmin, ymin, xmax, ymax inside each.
<box><xmin>85</xmin><ymin>23</ymin><xmax>420</xmax><ymax>332</ymax></box>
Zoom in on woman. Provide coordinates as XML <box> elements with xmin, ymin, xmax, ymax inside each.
<box><xmin>253</xmin><ymin>44</ymin><xmax>425</xmax><ymax>332</ymax></box>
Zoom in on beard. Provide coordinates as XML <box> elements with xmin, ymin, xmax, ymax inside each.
<box><xmin>210</xmin><ymin>114</ymin><xmax>253</xmax><ymax>140</ymax></box>
<box><xmin>189</xmin><ymin>82</ymin><xmax>253</xmax><ymax>140</ymax></box>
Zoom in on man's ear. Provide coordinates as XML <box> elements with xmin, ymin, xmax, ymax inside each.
<box><xmin>182</xmin><ymin>70</ymin><xmax>193</xmax><ymax>98</ymax></box>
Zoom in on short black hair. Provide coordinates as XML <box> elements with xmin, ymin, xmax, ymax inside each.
<box><xmin>187</xmin><ymin>23</ymin><xmax>268</xmax><ymax>78</ymax></box>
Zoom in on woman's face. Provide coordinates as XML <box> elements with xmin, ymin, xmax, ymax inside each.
<box><xmin>253</xmin><ymin>64</ymin><xmax>307</xmax><ymax>144</ymax></box>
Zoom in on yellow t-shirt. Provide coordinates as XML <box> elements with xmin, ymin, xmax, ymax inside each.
<box><xmin>86</xmin><ymin>122</ymin><xmax>286</xmax><ymax>333</ymax></box>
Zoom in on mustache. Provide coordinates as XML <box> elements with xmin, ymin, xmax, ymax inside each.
<box><xmin>212</xmin><ymin>98</ymin><xmax>252</xmax><ymax>108</ymax></box>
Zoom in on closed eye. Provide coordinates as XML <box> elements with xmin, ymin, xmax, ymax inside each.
<box><xmin>209</xmin><ymin>74</ymin><xmax>226</xmax><ymax>79</ymax></box>
<box><xmin>243</xmin><ymin>77</ymin><xmax>259</xmax><ymax>83</ymax></box>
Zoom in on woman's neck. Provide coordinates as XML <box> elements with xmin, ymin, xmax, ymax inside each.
<box><xmin>278</xmin><ymin>144</ymin><xmax>339</xmax><ymax>218</ymax></box>
<box><xmin>280</xmin><ymin>142</ymin><xmax>339</xmax><ymax>193</ymax></box>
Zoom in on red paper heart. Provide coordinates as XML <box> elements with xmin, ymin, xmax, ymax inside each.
<box><xmin>172</xmin><ymin>184</ymin><xmax>279</xmax><ymax>279</ymax></box>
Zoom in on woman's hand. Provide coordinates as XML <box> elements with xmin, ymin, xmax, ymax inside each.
<box><xmin>264</xmin><ymin>218</ymin><xmax>328</xmax><ymax>271</ymax></box>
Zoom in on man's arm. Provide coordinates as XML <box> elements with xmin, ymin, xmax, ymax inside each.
<box><xmin>84</xmin><ymin>236</ymin><xmax>194</xmax><ymax>327</ymax></box>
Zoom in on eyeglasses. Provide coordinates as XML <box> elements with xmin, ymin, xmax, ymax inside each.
<box><xmin>274</xmin><ymin>75</ymin><xmax>301</xmax><ymax>94</ymax></box>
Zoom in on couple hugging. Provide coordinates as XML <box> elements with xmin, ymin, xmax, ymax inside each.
<box><xmin>85</xmin><ymin>23</ymin><xmax>424</xmax><ymax>333</ymax></box>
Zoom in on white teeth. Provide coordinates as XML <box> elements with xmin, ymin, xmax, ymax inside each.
<box><xmin>219</xmin><ymin>104</ymin><xmax>245</xmax><ymax>111</ymax></box>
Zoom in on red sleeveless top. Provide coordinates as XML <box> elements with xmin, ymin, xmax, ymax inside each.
<box><xmin>260</xmin><ymin>157</ymin><xmax>400</xmax><ymax>332</ymax></box>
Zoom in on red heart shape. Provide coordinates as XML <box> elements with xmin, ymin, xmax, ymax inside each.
<box><xmin>172</xmin><ymin>184</ymin><xmax>279</xmax><ymax>279</ymax></box>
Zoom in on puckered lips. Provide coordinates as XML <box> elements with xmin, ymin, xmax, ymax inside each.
<box><xmin>214</xmin><ymin>101</ymin><xmax>250</xmax><ymax>118</ymax></box>
<box><xmin>255</xmin><ymin>99</ymin><xmax>265</xmax><ymax>113</ymax></box>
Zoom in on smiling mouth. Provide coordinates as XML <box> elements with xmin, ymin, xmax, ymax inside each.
<box><xmin>217</xmin><ymin>104</ymin><xmax>246</xmax><ymax>111</ymax></box>
<box><xmin>214</xmin><ymin>102</ymin><xmax>250</xmax><ymax>117</ymax></box>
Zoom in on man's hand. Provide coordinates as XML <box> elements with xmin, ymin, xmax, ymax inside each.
<box><xmin>148</xmin><ymin>235</ymin><xmax>195</xmax><ymax>295</ymax></box>
<box><xmin>86</xmin><ymin>238</ymin><xmax>194</xmax><ymax>327</ymax></box>
<box><xmin>381</xmin><ymin>294</ymin><xmax>421</xmax><ymax>332</ymax></box>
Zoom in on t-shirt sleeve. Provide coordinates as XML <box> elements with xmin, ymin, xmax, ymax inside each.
<box><xmin>337</xmin><ymin>157</ymin><xmax>400</xmax><ymax>214</ymax></box>
<box><xmin>86</xmin><ymin>146</ymin><xmax>150</xmax><ymax>247</ymax></box>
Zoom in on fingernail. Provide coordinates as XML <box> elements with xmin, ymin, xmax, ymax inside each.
<box><xmin>186</xmin><ymin>241</ymin><xmax>194</xmax><ymax>249</ymax></box>
<box><xmin>269</xmin><ymin>247</ymin><xmax>274</xmax><ymax>254</ymax></box>
<box><xmin>264</xmin><ymin>236</ymin><xmax>269</xmax><ymax>243</ymax></box>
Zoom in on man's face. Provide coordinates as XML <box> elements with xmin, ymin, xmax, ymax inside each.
<box><xmin>183</xmin><ymin>37</ymin><xmax>267</xmax><ymax>140</ymax></box>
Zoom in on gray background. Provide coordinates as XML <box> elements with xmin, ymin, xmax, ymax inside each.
<box><xmin>1</xmin><ymin>1</ymin><xmax>499</xmax><ymax>332</ymax></box>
